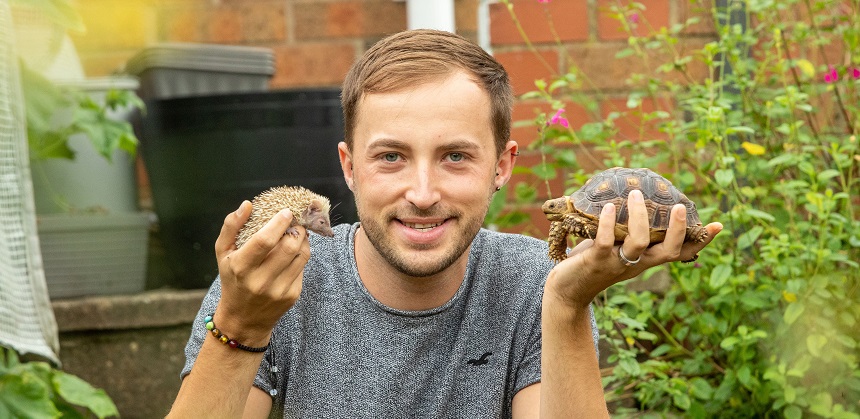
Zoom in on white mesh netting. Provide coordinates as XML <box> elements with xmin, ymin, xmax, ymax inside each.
<box><xmin>0</xmin><ymin>0</ymin><xmax>60</xmax><ymax>364</ymax></box>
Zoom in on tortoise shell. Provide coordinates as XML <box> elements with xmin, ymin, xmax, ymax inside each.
<box><xmin>542</xmin><ymin>167</ymin><xmax>707</xmax><ymax>262</ymax></box>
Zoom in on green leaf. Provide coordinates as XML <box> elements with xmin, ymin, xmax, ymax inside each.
<box><xmin>809</xmin><ymin>392</ymin><xmax>833</xmax><ymax>417</ymax></box>
<box><xmin>817</xmin><ymin>169</ymin><xmax>840</xmax><ymax>182</ymax></box>
<box><xmin>720</xmin><ymin>336</ymin><xmax>740</xmax><ymax>350</ymax></box>
<box><xmin>715</xmin><ymin>169</ymin><xmax>734</xmax><ymax>187</ymax></box>
<box><xmin>745</xmin><ymin>208</ymin><xmax>776</xmax><ymax>222</ymax></box>
<box><xmin>0</xmin><ymin>373</ymin><xmax>59</xmax><ymax>419</ymax></box>
<box><xmin>615</xmin><ymin>48</ymin><xmax>635</xmax><ymax>59</ymax></box>
<box><xmin>784</xmin><ymin>405</ymin><xmax>802</xmax><ymax>419</ymax></box>
<box><xmin>689</xmin><ymin>377</ymin><xmax>714</xmax><ymax>400</ymax></box>
<box><xmin>784</xmin><ymin>385</ymin><xmax>797</xmax><ymax>403</ymax></box>
<box><xmin>20</xmin><ymin>62</ymin><xmax>71</xmax><ymax>134</ymax></box>
<box><xmin>673</xmin><ymin>392</ymin><xmax>692</xmax><ymax>410</ymax></box>
<box><xmin>709</xmin><ymin>264</ymin><xmax>732</xmax><ymax>288</ymax></box>
<box><xmin>53</xmin><ymin>371</ymin><xmax>118</xmax><ymax>419</ymax></box>
<box><xmin>737</xmin><ymin>365</ymin><xmax>752</xmax><ymax>387</ymax></box>
<box><xmin>530</xmin><ymin>162</ymin><xmax>557</xmax><ymax>180</ymax></box>
<box><xmin>784</xmin><ymin>302</ymin><xmax>805</xmax><ymax>325</ymax></box>
<box><xmin>726</xmin><ymin>126</ymin><xmax>756</xmax><ymax>134</ymax></box>
<box><xmin>806</xmin><ymin>334</ymin><xmax>828</xmax><ymax>358</ymax></box>
<box><xmin>737</xmin><ymin>226</ymin><xmax>763</xmax><ymax>250</ymax></box>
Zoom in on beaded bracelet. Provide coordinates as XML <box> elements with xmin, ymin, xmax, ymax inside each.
<box><xmin>204</xmin><ymin>314</ymin><xmax>269</xmax><ymax>353</ymax></box>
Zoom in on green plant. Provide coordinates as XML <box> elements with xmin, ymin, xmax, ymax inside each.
<box><xmin>12</xmin><ymin>0</ymin><xmax>143</xmax><ymax>162</ymax></box>
<box><xmin>491</xmin><ymin>0</ymin><xmax>860</xmax><ymax>416</ymax></box>
<box><xmin>0</xmin><ymin>346</ymin><xmax>118</xmax><ymax>418</ymax></box>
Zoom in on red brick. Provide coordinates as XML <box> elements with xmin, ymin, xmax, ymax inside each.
<box><xmin>239</xmin><ymin>2</ymin><xmax>287</xmax><ymax>43</ymax></box>
<box><xmin>597</xmin><ymin>0</ymin><xmax>670</xmax><ymax>41</ymax></box>
<box><xmin>208</xmin><ymin>8</ymin><xmax>243</xmax><ymax>44</ymax></box>
<box><xmin>160</xmin><ymin>7</ymin><xmax>204</xmax><ymax>42</ymax></box>
<box><xmin>490</xmin><ymin>0</ymin><xmax>589</xmax><ymax>46</ymax></box>
<box><xmin>494</xmin><ymin>49</ymin><xmax>559</xmax><ymax>95</ymax></box>
<box><xmin>565</xmin><ymin>43</ymin><xmax>649</xmax><ymax>91</ymax></box>
<box><xmin>294</xmin><ymin>1</ymin><xmax>406</xmax><ymax>40</ymax></box>
<box><xmin>270</xmin><ymin>43</ymin><xmax>357</xmax><ymax>88</ymax></box>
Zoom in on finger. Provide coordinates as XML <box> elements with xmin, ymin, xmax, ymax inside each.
<box><xmin>594</xmin><ymin>203</ymin><xmax>617</xmax><ymax>252</ymax></box>
<box><xmin>233</xmin><ymin>209</ymin><xmax>297</xmax><ymax>271</ymax></box>
<box><xmin>658</xmin><ymin>203</ymin><xmax>688</xmax><ymax>261</ymax></box>
<box><xmin>567</xmin><ymin>238</ymin><xmax>594</xmax><ymax>258</ymax></box>
<box><xmin>215</xmin><ymin>200</ymin><xmax>251</xmax><ymax>259</ymax></box>
<box><xmin>267</xmin><ymin>229</ymin><xmax>311</xmax><ymax>301</ymax></box>
<box><xmin>621</xmin><ymin>190</ymin><xmax>650</xmax><ymax>259</ymax></box>
<box><xmin>679</xmin><ymin>222</ymin><xmax>723</xmax><ymax>260</ymax></box>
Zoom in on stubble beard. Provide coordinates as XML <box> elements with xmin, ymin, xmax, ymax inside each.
<box><xmin>354</xmin><ymin>186</ymin><xmax>492</xmax><ymax>278</ymax></box>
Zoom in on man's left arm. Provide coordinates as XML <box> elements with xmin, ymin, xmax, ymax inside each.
<box><xmin>513</xmin><ymin>190</ymin><xmax>722</xmax><ymax>418</ymax></box>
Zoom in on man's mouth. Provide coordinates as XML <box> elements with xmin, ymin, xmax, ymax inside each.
<box><xmin>400</xmin><ymin>220</ymin><xmax>445</xmax><ymax>231</ymax></box>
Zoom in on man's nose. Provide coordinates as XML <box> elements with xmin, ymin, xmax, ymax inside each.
<box><xmin>404</xmin><ymin>165</ymin><xmax>441</xmax><ymax>210</ymax></box>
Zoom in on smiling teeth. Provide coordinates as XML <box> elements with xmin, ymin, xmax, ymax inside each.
<box><xmin>406</xmin><ymin>222</ymin><xmax>442</xmax><ymax>230</ymax></box>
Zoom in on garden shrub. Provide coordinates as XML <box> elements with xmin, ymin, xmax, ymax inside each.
<box><xmin>491</xmin><ymin>0</ymin><xmax>860</xmax><ymax>416</ymax></box>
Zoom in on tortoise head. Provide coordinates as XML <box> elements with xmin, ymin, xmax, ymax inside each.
<box><xmin>542</xmin><ymin>196</ymin><xmax>574</xmax><ymax>220</ymax></box>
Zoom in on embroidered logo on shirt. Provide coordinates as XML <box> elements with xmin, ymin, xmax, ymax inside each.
<box><xmin>466</xmin><ymin>352</ymin><xmax>493</xmax><ymax>366</ymax></box>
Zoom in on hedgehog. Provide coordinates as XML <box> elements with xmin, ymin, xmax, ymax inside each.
<box><xmin>235</xmin><ymin>186</ymin><xmax>335</xmax><ymax>248</ymax></box>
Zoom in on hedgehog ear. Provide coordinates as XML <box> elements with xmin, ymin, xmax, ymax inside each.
<box><xmin>307</xmin><ymin>200</ymin><xmax>321</xmax><ymax>214</ymax></box>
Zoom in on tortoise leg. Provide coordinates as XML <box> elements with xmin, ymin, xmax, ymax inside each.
<box><xmin>686</xmin><ymin>225</ymin><xmax>709</xmax><ymax>243</ymax></box>
<box><xmin>547</xmin><ymin>221</ymin><xmax>569</xmax><ymax>262</ymax></box>
<box><xmin>569</xmin><ymin>215</ymin><xmax>597</xmax><ymax>241</ymax></box>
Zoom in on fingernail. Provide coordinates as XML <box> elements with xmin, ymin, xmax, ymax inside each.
<box><xmin>631</xmin><ymin>190</ymin><xmax>644</xmax><ymax>201</ymax></box>
<box><xmin>602</xmin><ymin>203</ymin><xmax>615</xmax><ymax>215</ymax></box>
<box><xmin>280</xmin><ymin>209</ymin><xmax>292</xmax><ymax>219</ymax></box>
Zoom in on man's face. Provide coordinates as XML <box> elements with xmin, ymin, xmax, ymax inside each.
<box><xmin>339</xmin><ymin>71</ymin><xmax>512</xmax><ymax>278</ymax></box>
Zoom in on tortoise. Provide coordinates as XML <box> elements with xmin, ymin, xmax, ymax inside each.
<box><xmin>542</xmin><ymin>167</ymin><xmax>708</xmax><ymax>262</ymax></box>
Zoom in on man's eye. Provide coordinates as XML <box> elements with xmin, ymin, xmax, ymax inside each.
<box><xmin>383</xmin><ymin>153</ymin><xmax>400</xmax><ymax>162</ymax></box>
<box><xmin>447</xmin><ymin>153</ymin><xmax>464</xmax><ymax>162</ymax></box>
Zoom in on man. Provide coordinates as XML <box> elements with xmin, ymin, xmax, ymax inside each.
<box><xmin>169</xmin><ymin>29</ymin><xmax>721</xmax><ymax>418</ymax></box>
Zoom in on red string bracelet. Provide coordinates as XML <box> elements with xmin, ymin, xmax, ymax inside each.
<box><xmin>204</xmin><ymin>314</ymin><xmax>269</xmax><ymax>353</ymax></box>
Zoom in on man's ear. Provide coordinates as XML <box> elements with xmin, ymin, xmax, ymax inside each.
<box><xmin>338</xmin><ymin>141</ymin><xmax>355</xmax><ymax>191</ymax></box>
<box><xmin>495</xmin><ymin>140</ymin><xmax>519</xmax><ymax>189</ymax></box>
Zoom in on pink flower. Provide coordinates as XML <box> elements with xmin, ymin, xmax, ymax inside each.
<box><xmin>549</xmin><ymin>108</ymin><xmax>569</xmax><ymax>128</ymax></box>
<box><xmin>628</xmin><ymin>13</ymin><xmax>640</xmax><ymax>24</ymax></box>
<box><xmin>853</xmin><ymin>67</ymin><xmax>860</xmax><ymax>79</ymax></box>
<box><xmin>538</xmin><ymin>0</ymin><xmax>550</xmax><ymax>3</ymax></box>
<box><xmin>824</xmin><ymin>66</ymin><xmax>838</xmax><ymax>83</ymax></box>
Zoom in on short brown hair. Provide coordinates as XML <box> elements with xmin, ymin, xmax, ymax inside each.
<box><xmin>341</xmin><ymin>29</ymin><xmax>513</xmax><ymax>156</ymax></box>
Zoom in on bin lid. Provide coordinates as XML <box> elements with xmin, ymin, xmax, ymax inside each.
<box><xmin>125</xmin><ymin>43</ymin><xmax>275</xmax><ymax>76</ymax></box>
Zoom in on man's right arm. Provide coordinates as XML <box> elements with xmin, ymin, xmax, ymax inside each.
<box><xmin>167</xmin><ymin>201</ymin><xmax>310</xmax><ymax>418</ymax></box>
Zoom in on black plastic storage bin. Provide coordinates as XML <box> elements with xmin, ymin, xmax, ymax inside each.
<box><xmin>138</xmin><ymin>89</ymin><xmax>357</xmax><ymax>289</ymax></box>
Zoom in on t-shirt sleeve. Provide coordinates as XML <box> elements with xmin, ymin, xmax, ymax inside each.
<box><xmin>514</xmin><ymin>313</ymin><xmax>542</xmax><ymax>394</ymax></box>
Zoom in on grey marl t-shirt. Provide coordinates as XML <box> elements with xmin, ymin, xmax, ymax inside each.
<box><xmin>182</xmin><ymin>223</ymin><xmax>599</xmax><ymax>418</ymax></box>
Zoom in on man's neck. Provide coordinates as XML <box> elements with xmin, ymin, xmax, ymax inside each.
<box><xmin>353</xmin><ymin>227</ymin><xmax>471</xmax><ymax>312</ymax></box>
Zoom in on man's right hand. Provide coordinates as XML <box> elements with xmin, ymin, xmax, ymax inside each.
<box><xmin>212</xmin><ymin>200</ymin><xmax>311</xmax><ymax>346</ymax></box>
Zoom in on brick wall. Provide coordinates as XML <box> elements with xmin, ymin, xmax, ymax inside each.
<box><xmin>67</xmin><ymin>0</ymin><xmax>717</xmax><ymax>236</ymax></box>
